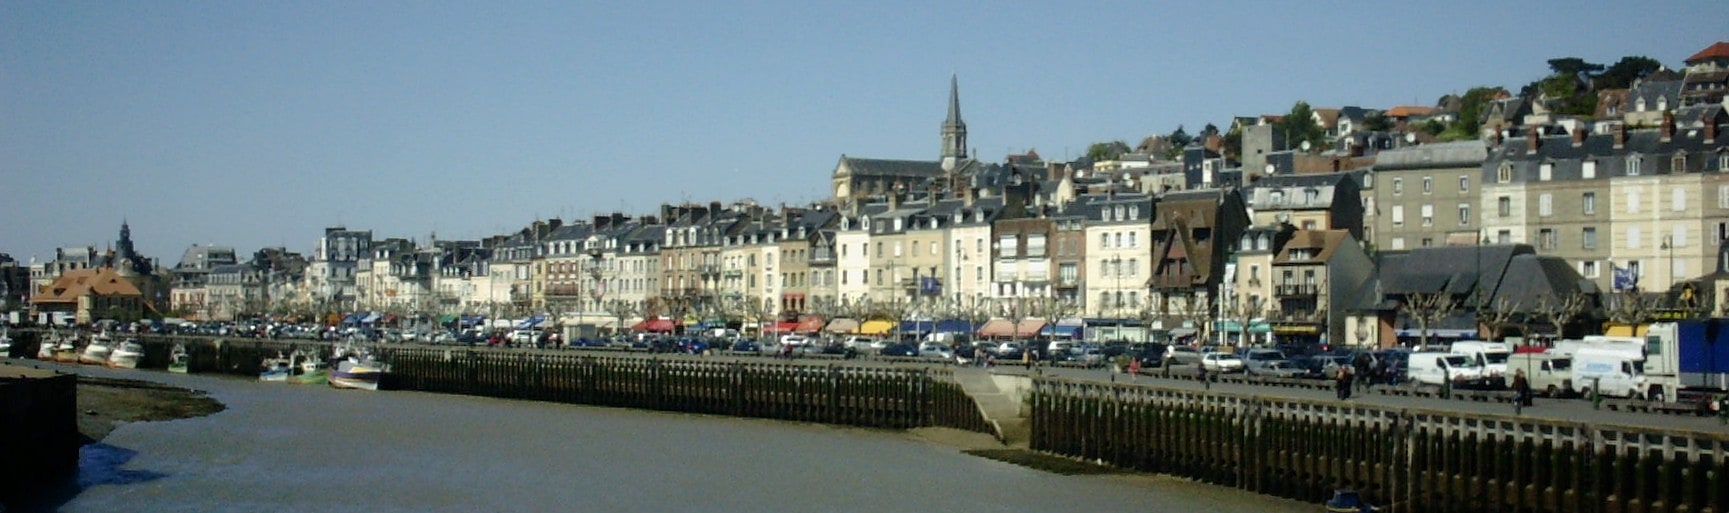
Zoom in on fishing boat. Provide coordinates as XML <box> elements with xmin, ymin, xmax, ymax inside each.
<box><xmin>288</xmin><ymin>349</ymin><xmax>329</xmax><ymax>385</ymax></box>
<box><xmin>259</xmin><ymin>352</ymin><xmax>291</xmax><ymax>382</ymax></box>
<box><xmin>167</xmin><ymin>344</ymin><xmax>189</xmax><ymax>373</ymax></box>
<box><xmin>329</xmin><ymin>345</ymin><xmax>389</xmax><ymax>391</ymax></box>
<box><xmin>78</xmin><ymin>333</ymin><xmax>115</xmax><ymax>365</ymax></box>
<box><xmin>37</xmin><ymin>331</ymin><xmax>61</xmax><ymax>360</ymax></box>
<box><xmin>0</xmin><ymin>327</ymin><xmax>12</xmax><ymax>357</ymax></box>
<box><xmin>106</xmin><ymin>338</ymin><xmax>145</xmax><ymax>369</ymax></box>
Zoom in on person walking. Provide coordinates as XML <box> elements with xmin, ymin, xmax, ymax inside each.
<box><xmin>1335</xmin><ymin>365</ymin><xmax>1352</xmax><ymax>400</ymax></box>
<box><xmin>1127</xmin><ymin>356</ymin><xmax>1141</xmax><ymax>382</ymax></box>
<box><xmin>1512</xmin><ymin>368</ymin><xmax>1533</xmax><ymax>413</ymax></box>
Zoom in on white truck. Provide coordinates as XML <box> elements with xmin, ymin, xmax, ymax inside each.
<box><xmin>1406</xmin><ymin>352</ymin><xmax>1491</xmax><ymax>388</ymax></box>
<box><xmin>1505</xmin><ymin>353</ymin><xmax>1573</xmax><ymax>396</ymax></box>
<box><xmin>1448</xmin><ymin>341</ymin><xmax>1513</xmax><ymax>382</ymax></box>
<box><xmin>1570</xmin><ymin>346</ymin><xmax>1651</xmax><ymax>399</ymax></box>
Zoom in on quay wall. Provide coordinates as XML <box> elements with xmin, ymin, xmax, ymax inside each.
<box><xmin>1030</xmin><ymin>378</ymin><xmax>1729</xmax><ymax>513</ymax></box>
<box><xmin>0</xmin><ymin>342</ymin><xmax>79</xmax><ymax>509</ymax></box>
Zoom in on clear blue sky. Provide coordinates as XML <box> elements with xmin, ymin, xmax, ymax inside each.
<box><xmin>4</xmin><ymin>1</ymin><xmax>1726</xmax><ymax>264</ymax></box>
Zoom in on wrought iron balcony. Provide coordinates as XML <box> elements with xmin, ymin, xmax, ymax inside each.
<box><xmin>1275</xmin><ymin>283</ymin><xmax>1319</xmax><ymax>297</ymax></box>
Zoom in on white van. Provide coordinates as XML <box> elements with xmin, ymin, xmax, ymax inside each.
<box><xmin>1505</xmin><ymin>353</ymin><xmax>1573</xmax><ymax>396</ymax></box>
<box><xmin>1572</xmin><ymin>347</ymin><xmax>1650</xmax><ymax>399</ymax></box>
<box><xmin>1449</xmin><ymin>341</ymin><xmax>1512</xmax><ymax>378</ymax></box>
<box><xmin>1406</xmin><ymin>352</ymin><xmax>1488</xmax><ymax>388</ymax></box>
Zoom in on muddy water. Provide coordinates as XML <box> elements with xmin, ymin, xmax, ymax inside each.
<box><xmin>60</xmin><ymin>367</ymin><xmax>1312</xmax><ymax>513</ymax></box>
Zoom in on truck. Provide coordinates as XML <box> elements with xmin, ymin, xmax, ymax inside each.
<box><xmin>1406</xmin><ymin>351</ymin><xmax>1493</xmax><ymax>389</ymax></box>
<box><xmin>1505</xmin><ymin>353</ymin><xmax>1573</xmax><ymax>397</ymax></box>
<box><xmin>1640</xmin><ymin>320</ymin><xmax>1729</xmax><ymax>405</ymax></box>
<box><xmin>1571</xmin><ymin>347</ymin><xmax>1649</xmax><ymax>399</ymax></box>
<box><xmin>1448</xmin><ymin>341</ymin><xmax>1513</xmax><ymax>381</ymax></box>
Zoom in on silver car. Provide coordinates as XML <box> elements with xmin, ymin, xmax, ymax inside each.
<box><xmin>1201</xmin><ymin>352</ymin><xmax>1246</xmax><ymax>373</ymax></box>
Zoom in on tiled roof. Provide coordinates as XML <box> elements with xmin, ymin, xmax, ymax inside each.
<box><xmin>1685</xmin><ymin>41</ymin><xmax>1729</xmax><ymax>65</ymax></box>
<box><xmin>839</xmin><ymin>156</ymin><xmax>944</xmax><ymax>178</ymax></box>
<box><xmin>1384</xmin><ymin>105</ymin><xmax>1436</xmax><ymax>118</ymax></box>
<box><xmin>31</xmin><ymin>267</ymin><xmax>142</xmax><ymax>304</ymax></box>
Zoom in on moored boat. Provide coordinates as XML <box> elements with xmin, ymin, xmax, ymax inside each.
<box><xmin>54</xmin><ymin>336</ymin><xmax>81</xmax><ymax>363</ymax></box>
<box><xmin>288</xmin><ymin>349</ymin><xmax>329</xmax><ymax>385</ymax></box>
<box><xmin>79</xmin><ymin>334</ymin><xmax>114</xmax><ymax>365</ymax></box>
<box><xmin>167</xmin><ymin>344</ymin><xmax>189</xmax><ymax>373</ymax></box>
<box><xmin>106</xmin><ymin>338</ymin><xmax>145</xmax><ymax>369</ymax></box>
<box><xmin>0</xmin><ymin>328</ymin><xmax>12</xmax><ymax>357</ymax></box>
<box><xmin>37</xmin><ymin>332</ymin><xmax>61</xmax><ymax>360</ymax></box>
<box><xmin>329</xmin><ymin>345</ymin><xmax>389</xmax><ymax>391</ymax></box>
<box><xmin>260</xmin><ymin>353</ymin><xmax>291</xmax><ymax>382</ymax></box>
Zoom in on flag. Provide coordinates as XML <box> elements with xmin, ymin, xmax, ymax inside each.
<box><xmin>1612</xmin><ymin>264</ymin><xmax>1638</xmax><ymax>292</ymax></box>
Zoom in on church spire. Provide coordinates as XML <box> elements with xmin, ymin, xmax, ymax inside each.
<box><xmin>941</xmin><ymin>74</ymin><xmax>967</xmax><ymax>161</ymax></box>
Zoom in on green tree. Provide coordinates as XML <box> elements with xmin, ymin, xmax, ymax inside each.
<box><xmin>1596</xmin><ymin>55</ymin><xmax>1664</xmax><ymax>90</ymax></box>
<box><xmin>1447</xmin><ymin>86</ymin><xmax>1506</xmax><ymax>138</ymax></box>
<box><xmin>1085</xmin><ymin>140</ymin><xmax>1131</xmax><ymax>161</ymax></box>
<box><xmin>1546</xmin><ymin>57</ymin><xmax>1605</xmax><ymax>81</ymax></box>
<box><xmin>1274</xmin><ymin>101</ymin><xmax>1327</xmax><ymax>152</ymax></box>
<box><xmin>1222</xmin><ymin>126</ymin><xmax>1242</xmax><ymax>160</ymax></box>
<box><xmin>1364</xmin><ymin>112</ymin><xmax>1393</xmax><ymax>132</ymax></box>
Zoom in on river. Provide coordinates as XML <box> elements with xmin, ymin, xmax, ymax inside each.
<box><xmin>55</xmin><ymin>366</ymin><xmax>1312</xmax><ymax>513</ymax></box>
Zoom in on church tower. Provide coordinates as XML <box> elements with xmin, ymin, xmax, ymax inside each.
<box><xmin>940</xmin><ymin>74</ymin><xmax>967</xmax><ymax>169</ymax></box>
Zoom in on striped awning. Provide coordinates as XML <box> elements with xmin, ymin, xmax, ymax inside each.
<box><xmin>824</xmin><ymin>318</ymin><xmax>859</xmax><ymax>334</ymax></box>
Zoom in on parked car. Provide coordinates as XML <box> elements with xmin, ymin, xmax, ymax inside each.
<box><xmin>1200</xmin><ymin>352</ymin><xmax>1246</xmax><ymax>373</ymax></box>
<box><xmin>729</xmin><ymin>339</ymin><xmax>761</xmax><ymax>353</ymax></box>
<box><xmin>1163</xmin><ymin>345</ymin><xmax>1202</xmax><ymax>366</ymax></box>
<box><xmin>1242</xmin><ymin>349</ymin><xmax>1287</xmax><ymax>375</ymax></box>
<box><xmin>842</xmin><ymin>336</ymin><xmax>879</xmax><ymax>351</ymax></box>
<box><xmin>1255</xmin><ymin>359</ymin><xmax>1311</xmax><ymax>379</ymax></box>
<box><xmin>879</xmin><ymin>343</ymin><xmax>919</xmax><ymax>357</ymax></box>
<box><xmin>917</xmin><ymin>342</ymin><xmax>955</xmax><ymax>361</ymax></box>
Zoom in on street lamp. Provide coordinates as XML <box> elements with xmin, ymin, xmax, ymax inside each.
<box><xmin>1661</xmin><ymin>235</ymin><xmax>1675</xmax><ymax>292</ymax></box>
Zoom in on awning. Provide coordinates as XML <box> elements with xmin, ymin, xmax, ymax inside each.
<box><xmin>933</xmin><ymin>319</ymin><xmax>976</xmax><ymax>334</ymax></box>
<box><xmin>645</xmin><ymin>318</ymin><xmax>676</xmax><ymax>333</ymax></box>
<box><xmin>1394</xmin><ymin>328</ymin><xmax>1476</xmax><ymax>338</ymax></box>
<box><xmin>360</xmin><ymin>312</ymin><xmax>381</xmax><ymax>324</ymax></box>
<box><xmin>977</xmin><ymin>319</ymin><xmax>1015</xmax><ymax>338</ymax></box>
<box><xmin>899</xmin><ymin>320</ymin><xmax>935</xmax><ymax>335</ymax></box>
<box><xmin>1039</xmin><ymin>324</ymin><xmax>1083</xmax><ymax>338</ymax></box>
<box><xmin>762</xmin><ymin>321</ymin><xmax>799</xmax><ymax>334</ymax></box>
<box><xmin>1169</xmin><ymin>328</ymin><xmax>1198</xmax><ymax>339</ymax></box>
<box><xmin>516</xmin><ymin>314</ymin><xmax>546</xmax><ymax>329</ymax></box>
<box><xmin>795</xmin><ymin>316</ymin><xmax>825</xmax><ymax>334</ymax></box>
<box><xmin>438</xmin><ymin>315</ymin><xmax>458</xmax><ymax>324</ymax></box>
<box><xmin>858</xmin><ymin>320</ymin><xmax>895</xmax><ymax>336</ymax></box>
<box><xmin>1015</xmin><ymin>320</ymin><xmax>1047</xmax><ymax>336</ymax></box>
<box><xmin>342</xmin><ymin>313</ymin><xmax>364</xmax><ymax>324</ymax></box>
<box><xmin>825</xmin><ymin>318</ymin><xmax>859</xmax><ymax>334</ymax></box>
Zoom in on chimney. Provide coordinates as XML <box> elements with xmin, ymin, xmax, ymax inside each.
<box><xmin>888</xmin><ymin>187</ymin><xmax>900</xmax><ymax>211</ymax></box>
<box><xmin>1661</xmin><ymin>112</ymin><xmax>1675</xmax><ymax>142</ymax></box>
<box><xmin>962</xmin><ymin>184</ymin><xmax>975</xmax><ymax>207</ymax></box>
<box><xmin>709</xmin><ymin>201</ymin><xmax>722</xmax><ymax>219</ymax></box>
<box><xmin>1491</xmin><ymin>124</ymin><xmax>1504</xmax><ymax>148</ymax></box>
<box><xmin>1571</xmin><ymin>125</ymin><xmax>1586</xmax><ymax>147</ymax></box>
<box><xmin>1525</xmin><ymin>128</ymin><xmax>1540</xmax><ymax>154</ymax></box>
<box><xmin>1613</xmin><ymin>123</ymin><xmax>1626</xmax><ymax>149</ymax></box>
<box><xmin>1707</xmin><ymin>119</ymin><xmax>1719</xmax><ymax>143</ymax></box>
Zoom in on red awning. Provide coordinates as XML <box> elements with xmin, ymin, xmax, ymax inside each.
<box><xmin>646</xmin><ymin>319</ymin><xmax>677</xmax><ymax>333</ymax></box>
<box><xmin>630</xmin><ymin>320</ymin><xmax>651</xmax><ymax>331</ymax></box>
<box><xmin>795</xmin><ymin>316</ymin><xmax>825</xmax><ymax>334</ymax></box>
<box><xmin>762</xmin><ymin>321</ymin><xmax>799</xmax><ymax>334</ymax></box>
<box><xmin>977</xmin><ymin>319</ymin><xmax>1015</xmax><ymax>338</ymax></box>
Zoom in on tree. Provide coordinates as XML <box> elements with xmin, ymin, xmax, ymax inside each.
<box><xmin>1596</xmin><ymin>56</ymin><xmax>1664</xmax><ymax>90</ymax></box>
<box><xmin>1604</xmin><ymin>291</ymin><xmax>1655</xmax><ymax>326</ymax></box>
<box><xmin>1449</xmin><ymin>86</ymin><xmax>1507</xmax><ymax>138</ymax></box>
<box><xmin>1401</xmin><ymin>291</ymin><xmax>1458</xmax><ymax>350</ymax></box>
<box><xmin>1364</xmin><ymin>111</ymin><xmax>1393</xmax><ymax>132</ymax></box>
<box><xmin>1085</xmin><ymin>140</ymin><xmax>1131</xmax><ymax>161</ymax></box>
<box><xmin>1546</xmin><ymin>57</ymin><xmax>1605</xmax><ymax>81</ymax></box>
<box><xmin>1273</xmin><ymin>101</ymin><xmax>1327</xmax><ymax>153</ymax></box>
<box><xmin>1222</xmin><ymin>125</ymin><xmax>1243</xmax><ymax>160</ymax></box>
<box><xmin>605</xmin><ymin>300</ymin><xmax>642</xmax><ymax>336</ymax></box>
<box><xmin>1476</xmin><ymin>297</ymin><xmax>1524</xmax><ymax>342</ymax></box>
<box><xmin>1532</xmin><ymin>292</ymin><xmax>1589</xmax><ymax>342</ymax></box>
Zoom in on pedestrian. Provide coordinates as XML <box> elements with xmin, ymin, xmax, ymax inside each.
<box><xmin>1512</xmin><ymin>368</ymin><xmax>1533</xmax><ymax>409</ymax></box>
<box><xmin>1127</xmin><ymin>356</ymin><xmax>1141</xmax><ymax>382</ymax></box>
<box><xmin>1022</xmin><ymin>346</ymin><xmax>1033</xmax><ymax>370</ymax></box>
<box><xmin>1335</xmin><ymin>365</ymin><xmax>1352</xmax><ymax>400</ymax></box>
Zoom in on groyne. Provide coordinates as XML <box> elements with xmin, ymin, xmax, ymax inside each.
<box><xmin>1029</xmin><ymin>378</ymin><xmax>1728</xmax><ymax>513</ymax></box>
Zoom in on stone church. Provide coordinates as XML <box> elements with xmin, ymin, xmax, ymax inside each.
<box><xmin>830</xmin><ymin>75</ymin><xmax>989</xmax><ymax>207</ymax></box>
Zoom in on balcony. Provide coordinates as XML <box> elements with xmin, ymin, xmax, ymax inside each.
<box><xmin>544</xmin><ymin>284</ymin><xmax>583</xmax><ymax>297</ymax></box>
<box><xmin>1275</xmin><ymin>283</ymin><xmax>1318</xmax><ymax>297</ymax></box>
<box><xmin>1055</xmin><ymin>276</ymin><xmax>1080</xmax><ymax>289</ymax></box>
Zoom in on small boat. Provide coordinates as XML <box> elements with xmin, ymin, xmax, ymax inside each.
<box><xmin>167</xmin><ymin>344</ymin><xmax>189</xmax><ymax>373</ymax></box>
<box><xmin>329</xmin><ymin>346</ymin><xmax>389</xmax><ymax>391</ymax></box>
<box><xmin>106</xmin><ymin>339</ymin><xmax>145</xmax><ymax>369</ymax></box>
<box><xmin>37</xmin><ymin>332</ymin><xmax>61</xmax><ymax>360</ymax></box>
<box><xmin>79</xmin><ymin>334</ymin><xmax>114</xmax><ymax>365</ymax></box>
<box><xmin>288</xmin><ymin>349</ymin><xmax>329</xmax><ymax>385</ymax></box>
<box><xmin>259</xmin><ymin>353</ymin><xmax>291</xmax><ymax>382</ymax></box>
<box><xmin>54</xmin><ymin>336</ymin><xmax>82</xmax><ymax>363</ymax></box>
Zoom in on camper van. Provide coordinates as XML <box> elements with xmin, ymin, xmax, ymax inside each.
<box><xmin>1571</xmin><ymin>347</ymin><xmax>1650</xmax><ymax>399</ymax></box>
<box><xmin>1505</xmin><ymin>353</ymin><xmax>1573</xmax><ymax>396</ymax></box>
<box><xmin>1449</xmin><ymin>341</ymin><xmax>1512</xmax><ymax>379</ymax></box>
<box><xmin>1406</xmin><ymin>352</ymin><xmax>1490</xmax><ymax>388</ymax></box>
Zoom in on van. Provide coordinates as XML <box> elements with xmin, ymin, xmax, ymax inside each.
<box><xmin>1505</xmin><ymin>353</ymin><xmax>1573</xmax><ymax>396</ymax></box>
<box><xmin>1406</xmin><ymin>352</ymin><xmax>1489</xmax><ymax>388</ymax></box>
<box><xmin>1449</xmin><ymin>341</ymin><xmax>1512</xmax><ymax>379</ymax></box>
<box><xmin>1572</xmin><ymin>347</ymin><xmax>1650</xmax><ymax>399</ymax></box>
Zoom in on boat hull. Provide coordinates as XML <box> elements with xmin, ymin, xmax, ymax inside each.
<box><xmin>329</xmin><ymin>365</ymin><xmax>384</xmax><ymax>391</ymax></box>
<box><xmin>54</xmin><ymin>347</ymin><xmax>80</xmax><ymax>363</ymax></box>
<box><xmin>290</xmin><ymin>368</ymin><xmax>330</xmax><ymax>385</ymax></box>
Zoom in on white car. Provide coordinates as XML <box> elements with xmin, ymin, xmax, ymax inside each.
<box><xmin>842</xmin><ymin>336</ymin><xmax>879</xmax><ymax>351</ymax></box>
<box><xmin>917</xmin><ymin>342</ymin><xmax>954</xmax><ymax>360</ymax></box>
<box><xmin>1201</xmin><ymin>352</ymin><xmax>1246</xmax><ymax>373</ymax></box>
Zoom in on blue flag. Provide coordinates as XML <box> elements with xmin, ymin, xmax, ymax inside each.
<box><xmin>1612</xmin><ymin>264</ymin><xmax>1638</xmax><ymax>292</ymax></box>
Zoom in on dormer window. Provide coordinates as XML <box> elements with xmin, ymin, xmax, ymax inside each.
<box><xmin>892</xmin><ymin>218</ymin><xmax>902</xmax><ymax>231</ymax></box>
<box><xmin>1636</xmin><ymin>97</ymin><xmax>1646</xmax><ymax>111</ymax></box>
<box><xmin>1627</xmin><ymin>155</ymin><xmax>1643</xmax><ymax>176</ymax></box>
<box><xmin>1657</xmin><ymin>96</ymin><xmax>1667</xmax><ymax>111</ymax></box>
<box><xmin>1129</xmin><ymin>206</ymin><xmax>1139</xmax><ymax>219</ymax></box>
<box><xmin>1497</xmin><ymin>163</ymin><xmax>1513</xmax><ymax>183</ymax></box>
<box><xmin>1673</xmin><ymin>152</ymin><xmax>1687</xmax><ymax>173</ymax></box>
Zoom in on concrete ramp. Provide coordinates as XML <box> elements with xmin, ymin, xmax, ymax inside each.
<box><xmin>951</xmin><ymin>368</ymin><xmax>1030</xmax><ymax>447</ymax></box>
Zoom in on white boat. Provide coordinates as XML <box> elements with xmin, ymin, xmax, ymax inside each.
<box><xmin>0</xmin><ymin>328</ymin><xmax>12</xmax><ymax>357</ymax></box>
<box><xmin>54</xmin><ymin>335</ymin><xmax>82</xmax><ymax>363</ymax></box>
<box><xmin>37</xmin><ymin>332</ymin><xmax>61</xmax><ymax>360</ymax></box>
<box><xmin>106</xmin><ymin>339</ymin><xmax>145</xmax><ymax>369</ymax></box>
<box><xmin>329</xmin><ymin>345</ymin><xmax>389</xmax><ymax>391</ymax></box>
<box><xmin>260</xmin><ymin>353</ymin><xmax>291</xmax><ymax>382</ymax></box>
<box><xmin>79</xmin><ymin>334</ymin><xmax>114</xmax><ymax>365</ymax></box>
<box><xmin>167</xmin><ymin>344</ymin><xmax>189</xmax><ymax>373</ymax></box>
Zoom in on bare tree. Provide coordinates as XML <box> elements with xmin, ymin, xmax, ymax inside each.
<box><xmin>1476</xmin><ymin>296</ymin><xmax>1523</xmax><ymax>342</ymax></box>
<box><xmin>872</xmin><ymin>295</ymin><xmax>915</xmax><ymax>341</ymax></box>
<box><xmin>1532</xmin><ymin>291</ymin><xmax>1589</xmax><ymax>343</ymax></box>
<box><xmin>1604</xmin><ymin>290</ymin><xmax>1654</xmax><ymax>326</ymax></box>
<box><xmin>1179</xmin><ymin>293</ymin><xmax>1213</xmax><ymax>345</ymax></box>
<box><xmin>1401</xmin><ymin>291</ymin><xmax>1458</xmax><ymax>349</ymax></box>
<box><xmin>605</xmin><ymin>300</ymin><xmax>642</xmax><ymax>336</ymax></box>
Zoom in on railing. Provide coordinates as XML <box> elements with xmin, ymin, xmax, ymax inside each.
<box><xmin>1274</xmin><ymin>283</ymin><xmax>1318</xmax><ymax>296</ymax></box>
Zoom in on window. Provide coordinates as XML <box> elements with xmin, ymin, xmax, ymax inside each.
<box><xmin>1099</xmin><ymin>233</ymin><xmax>1108</xmax><ymax>249</ymax></box>
<box><xmin>1583</xmin><ymin>161</ymin><xmax>1597</xmax><ymax>179</ymax></box>
<box><xmin>1497</xmin><ymin>196</ymin><xmax>1511</xmax><ymax>217</ymax></box>
<box><xmin>1539</xmin><ymin>228</ymin><xmax>1557</xmax><ymax>249</ymax></box>
<box><xmin>1720</xmin><ymin>154</ymin><xmax>1728</xmax><ymax>171</ymax></box>
<box><xmin>1027</xmin><ymin>233</ymin><xmax>1047</xmax><ymax>257</ymax></box>
<box><xmin>1304</xmin><ymin>189</ymin><xmax>1319</xmax><ymax>204</ymax></box>
<box><xmin>1673</xmin><ymin>225</ymin><xmax>1687</xmax><ymax>248</ymax></box>
<box><xmin>1539</xmin><ymin>193</ymin><xmax>1552</xmax><ymax>217</ymax></box>
<box><xmin>1673</xmin><ymin>153</ymin><xmax>1687</xmax><ymax>173</ymax></box>
<box><xmin>1390</xmin><ymin>237</ymin><xmax>1405</xmax><ymax>250</ymax></box>
<box><xmin>1114</xmin><ymin>233</ymin><xmax>1123</xmax><ymax>249</ymax></box>
<box><xmin>1719</xmin><ymin>186</ymin><xmax>1729</xmax><ymax>209</ymax></box>
<box><xmin>1583</xmin><ymin>192</ymin><xmax>1597</xmax><ymax>215</ymax></box>
<box><xmin>1391</xmin><ymin>205</ymin><xmax>1405</xmax><ymax>225</ymax></box>
<box><xmin>911</xmin><ymin>241</ymin><xmax>919</xmax><ymax>256</ymax></box>
<box><xmin>1421</xmin><ymin>237</ymin><xmax>1434</xmax><ymax>247</ymax></box>
<box><xmin>1497</xmin><ymin>163</ymin><xmax>1513</xmax><ymax>183</ymax></box>
<box><xmin>1128</xmin><ymin>258</ymin><xmax>1139</xmax><ymax>276</ymax></box>
<box><xmin>1459</xmin><ymin>176</ymin><xmax>1470</xmax><ymax>191</ymax></box>
<box><xmin>894</xmin><ymin>241</ymin><xmax>902</xmax><ymax>257</ymax></box>
<box><xmin>1128</xmin><ymin>232</ymin><xmax>1138</xmax><ymax>248</ymax></box>
<box><xmin>1720</xmin><ymin>222</ymin><xmax>1729</xmax><ymax>245</ymax></box>
<box><xmin>1393</xmin><ymin>177</ymin><xmax>1404</xmax><ymax>194</ymax></box>
<box><xmin>1539</xmin><ymin>163</ymin><xmax>1553</xmax><ymax>181</ymax></box>
<box><xmin>1627</xmin><ymin>155</ymin><xmax>1642</xmax><ymax>176</ymax></box>
<box><xmin>1423</xmin><ymin>176</ymin><xmax>1433</xmax><ymax>193</ymax></box>
<box><xmin>1629</xmin><ymin>226</ymin><xmax>1642</xmax><ymax>249</ymax></box>
<box><xmin>1673</xmin><ymin>187</ymin><xmax>1686</xmax><ymax>212</ymax></box>
<box><xmin>1497</xmin><ymin>230</ymin><xmax>1511</xmax><ymax>244</ymax></box>
<box><xmin>873</xmin><ymin>242</ymin><xmax>880</xmax><ymax>257</ymax></box>
<box><xmin>1627</xmin><ymin>190</ymin><xmax>1640</xmax><ymax>213</ymax></box>
<box><xmin>975</xmin><ymin>238</ymin><xmax>983</xmax><ymax>253</ymax></box>
<box><xmin>1458</xmin><ymin>204</ymin><xmax>1471</xmax><ymax>226</ymax></box>
<box><xmin>1581</xmin><ymin>260</ymin><xmax>1599</xmax><ymax>278</ymax></box>
<box><xmin>1583</xmin><ymin>227</ymin><xmax>1598</xmax><ymax>249</ymax></box>
<box><xmin>1420</xmin><ymin>204</ymin><xmax>1433</xmax><ymax>226</ymax></box>
<box><xmin>997</xmin><ymin>235</ymin><xmax>1017</xmax><ymax>257</ymax></box>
